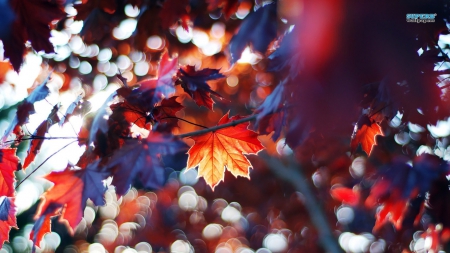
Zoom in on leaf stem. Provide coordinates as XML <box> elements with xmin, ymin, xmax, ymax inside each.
<box><xmin>15</xmin><ymin>140</ymin><xmax>78</xmax><ymax>189</ymax></box>
<box><xmin>177</xmin><ymin>114</ymin><xmax>257</xmax><ymax>138</ymax></box>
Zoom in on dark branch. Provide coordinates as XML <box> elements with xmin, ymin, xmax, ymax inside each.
<box><xmin>259</xmin><ymin>152</ymin><xmax>344</xmax><ymax>253</ymax></box>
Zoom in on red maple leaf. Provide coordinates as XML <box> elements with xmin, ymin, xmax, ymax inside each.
<box><xmin>421</xmin><ymin>224</ymin><xmax>446</xmax><ymax>253</ymax></box>
<box><xmin>152</xmin><ymin>96</ymin><xmax>184</xmax><ymax>122</ymax></box>
<box><xmin>207</xmin><ymin>0</ymin><xmax>240</xmax><ymax>19</ymax></box>
<box><xmin>0</xmin><ymin>61</ymin><xmax>12</xmax><ymax>83</ymax></box>
<box><xmin>350</xmin><ymin>114</ymin><xmax>383</xmax><ymax>155</ymax></box>
<box><xmin>138</xmin><ymin>52</ymin><xmax>178</xmax><ymax>100</ymax></box>
<box><xmin>23</xmin><ymin>121</ymin><xmax>48</xmax><ymax>170</ymax></box>
<box><xmin>330</xmin><ymin>187</ymin><xmax>360</xmax><ymax>206</ymax></box>
<box><xmin>187</xmin><ymin>113</ymin><xmax>264</xmax><ymax>189</ymax></box>
<box><xmin>176</xmin><ymin>65</ymin><xmax>225</xmax><ymax>110</ymax></box>
<box><xmin>150</xmin><ymin>97</ymin><xmax>184</xmax><ymax>133</ymax></box>
<box><xmin>1</xmin><ymin>0</ymin><xmax>66</xmax><ymax>71</ymax></box>
<box><xmin>0</xmin><ymin>197</ymin><xmax>17</xmax><ymax>247</ymax></box>
<box><xmin>24</xmin><ymin>104</ymin><xmax>60</xmax><ymax>169</ymax></box>
<box><xmin>366</xmin><ymin>155</ymin><xmax>449</xmax><ymax>230</ymax></box>
<box><xmin>0</xmin><ymin>149</ymin><xmax>19</xmax><ymax>197</ymax></box>
<box><xmin>30</xmin><ymin>203</ymin><xmax>60</xmax><ymax>251</ymax></box>
<box><xmin>367</xmin><ymin>180</ymin><xmax>409</xmax><ymax>231</ymax></box>
<box><xmin>110</xmin><ymin>101</ymin><xmax>147</xmax><ymax>129</ymax></box>
<box><xmin>36</xmin><ymin>162</ymin><xmax>107</xmax><ymax>232</ymax></box>
<box><xmin>115</xmin><ymin>197</ymin><xmax>140</xmax><ymax>226</ymax></box>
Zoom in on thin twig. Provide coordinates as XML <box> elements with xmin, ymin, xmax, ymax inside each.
<box><xmin>3</xmin><ymin>115</ymin><xmax>256</xmax><ymax>145</ymax></box>
<box><xmin>16</xmin><ymin>140</ymin><xmax>78</xmax><ymax>189</ymax></box>
<box><xmin>368</xmin><ymin>102</ymin><xmax>391</xmax><ymax>120</ymax></box>
<box><xmin>21</xmin><ymin>136</ymin><xmax>81</xmax><ymax>140</ymax></box>
<box><xmin>2</xmin><ymin>136</ymin><xmax>83</xmax><ymax>146</ymax></box>
<box><xmin>259</xmin><ymin>152</ymin><xmax>344</xmax><ymax>253</ymax></box>
<box><xmin>438</xmin><ymin>82</ymin><xmax>450</xmax><ymax>90</ymax></box>
<box><xmin>160</xmin><ymin>116</ymin><xmax>209</xmax><ymax>129</ymax></box>
<box><xmin>177</xmin><ymin>114</ymin><xmax>257</xmax><ymax>138</ymax></box>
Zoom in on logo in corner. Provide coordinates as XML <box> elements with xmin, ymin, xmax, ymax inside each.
<box><xmin>406</xmin><ymin>13</ymin><xmax>437</xmax><ymax>23</ymax></box>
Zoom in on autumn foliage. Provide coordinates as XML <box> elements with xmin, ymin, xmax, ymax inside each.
<box><xmin>1</xmin><ymin>0</ymin><xmax>450</xmax><ymax>252</ymax></box>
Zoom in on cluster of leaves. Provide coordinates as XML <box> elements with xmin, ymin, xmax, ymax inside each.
<box><xmin>0</xmin><ymin>48</ymin><xmax>266</xmax><ymax>250</ymax></box>
<box><xmin>1</xmin><ymin>0</ymin><xmax>450</xmax><ymax>252</ymax></box>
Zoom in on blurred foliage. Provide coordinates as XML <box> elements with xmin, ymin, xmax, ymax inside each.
<box><xmin>2</xmin><ymin>0</ymin><xmax>450</xmax><ymax>253</ymax></box>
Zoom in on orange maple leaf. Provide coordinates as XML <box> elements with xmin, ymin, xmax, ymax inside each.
<box><xmin>23</xmin><ymin>120</ymin><xmax>49</xmax><ymax>170</ymax></box>
<box><xmin>0</xmin><ymin>197</ymin><xmax>17</xmax><ymax>247</ymax></box>
<box><xmin>36</xmin><ymin>164</ymin><xmax>106</xmax><ymax>233</ymax></box>
<box><xmin>350</xmin><ymin>115</ymin><xmax>383</xmax><ymax>155</ymax></box>
<box><xmin>187</xmin><ymin>113</ymin><xmax>264</xmax><ymax>190</ymax></box>
<box><xmin>31</xmin><ymin>214</ymin><xmax>52</xmax><ymax>249</ymax></box>
<box><xmin>0</xmin><ymin>61</ymin><xmax>12</xmax><ymax>83</ymax></box>
<box><xmin>30</xmin><ymin>203</ymin><xmax>60</xmax><ymax>251</ymax></box>
<box><xmin>0</xmin><ymin>149</ymin><xmax>19</xmax><ymax>197</ymax></box>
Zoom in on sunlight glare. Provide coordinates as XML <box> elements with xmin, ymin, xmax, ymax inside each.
<box><xmin>176</xmin><ymin>26</ymin><xmax>193</xmax><ymax>43</ymax></box>
<box><xmin>237</xmin><ymin>47</ymin><xmax>261</xmax><ymax>64</ymax></box>
<box><xmin>79</xmin><ymin>61</ymin><xmax>93</xmax><ymax>74</ymax></box>
<box><xmin>134</xmin><ymin>61</ymin><xmax>150</xmax><ymax>76</ymax></box>
<box><xmin>68</xmin><ymin>20</ymin><xmax>84</xmax><ymax>34</ymax></box>
<box><xmin>210</xmin><ymin>22</ymin><xmax>225</xmax><ymax>39</ymax></box>
<box><xmin>348</xmin><ymin>234</ymin><xmax>371</xmax><ymax>253</ymax></box>
<box><xmin>98</xmin><ymin>48</ymin><xmax>113</xmax><ymax>62</ymax></box>
<box><xmin>105</xmin><ymin>63</ymin><xmax>118</xmax><ymax>77</ymax></box>
<box><xmin>178</xmin><ymin>191</ymin><xmax>198</xmax><ymax>211</ymax></box>
<box><xmin>201</xmin><ymin>40</ymin><xmax>222</xmax><ymax>56</ymax></box>
<box><xmin>202</xmin><ymin>224</ymin><xmax>223</xmax><ymax>240</ymax></box>
<box><xmin>117</xmin><ymin>55</ymin><xmax>132</xmax><ymax>70</ymax></box>
<box><xmin>15</xmin><ymin>181</ymin><xmax>43</xmax><ymax>213</ymax></box>
<box><xmin>50</xmin><ymin>30</ymin><xmax>70</xmax><ymax>46</ymax></box>
<box><xmin>135</xmin><ymin>242</ymin><xmax>152</xmax><ymax>252</ymax></box>
<box><xmin>180</xmin><ymin>168</ymin><xmax>198</xmax><ymax>185</ymax></box>
<box><xmin>113</xmin><ymin>19</ymin><xmax>138</xmax><ymax>40</ymax></box>
<box><xmin>263</xmin><ymin>234</ymin><xmax>288</xmax><ymax>252</ymax></box>
<box><xmin>125</xmin><ymin>4</ymin><xmax>140</xmax><ymax>17</ymax></box>
<box><xmin>54</xmin><ymin>45</ymin><xmax>71</xmax><ymax>61</ymax></box>
<box><xmin>171</xmin><ymin>240</ymin><xmax>192</xmax><ymax>253</ymax></box>
<box><xmin>428</xmin><ymin>118</ymin><xmax>450</xmax><ymax>138</ymax></box>
<box><xmin>88</xmin><ymin>243</ymin><xmax>106</xmax><ymax>253</ymax></box>
<box><xmin>221</xmin><ymin>205</ymin><xmax>241</xmax><ymax>223</ymax></box>
<box><xmin>146</xmin><ymin>35</ymin><xmax>163</xmax><ymax>50</ymax></box>
<box><xmin>192</xmin><ymin>30</ymin><xmax>209</xmax><ymax>48</ymax></box>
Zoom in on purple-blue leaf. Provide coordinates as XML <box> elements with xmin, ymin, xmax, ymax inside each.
<box><xmin>229</xmin><ymin>3</ymin><xmax>278</xmax><ymax>63</ymax></box>
<box><xmin>106</xmin><ymin>133</ymin><xmax>187</xmax><ymax>196</ymax></box>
